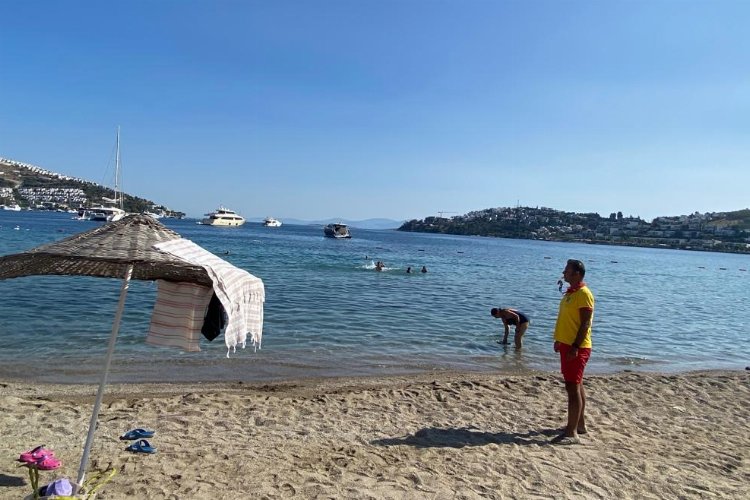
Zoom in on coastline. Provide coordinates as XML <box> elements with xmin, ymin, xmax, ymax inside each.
<box><xmin>1</xmin><ymin>369</ymin><xmax>747</xmax><ymax>499</ymax></box>
<box><xmin>398</xmin><ymin>229</ymin><xmax>750</xmax><ymax>255</ymax></box>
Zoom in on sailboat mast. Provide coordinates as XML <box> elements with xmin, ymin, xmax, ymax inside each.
<box><xmin>115</xmin><ymin>126</ymin><xmax>122</xmax><ymax>210</ymax></box>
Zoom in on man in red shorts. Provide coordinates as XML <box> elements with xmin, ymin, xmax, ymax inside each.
<box><xmin>552</xmin><ymin>259</ymin><xmax>594</xmax><ymax>444</ymax></box>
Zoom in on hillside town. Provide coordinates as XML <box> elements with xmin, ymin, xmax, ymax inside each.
<box><xmin>0</xmin><ymin>156</ymin><xmax>183</xmax><ymax>217</ymax></box>
<box><xmin>399</xmin><ymin>206</ymin><xmax>750</xmax><ymax>254</ymax></box>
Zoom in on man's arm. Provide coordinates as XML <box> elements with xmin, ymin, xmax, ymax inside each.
<box><xmin>566</xmin><ymin>308</ymin><xmax>592</xmax><ymax>359</ymax></box>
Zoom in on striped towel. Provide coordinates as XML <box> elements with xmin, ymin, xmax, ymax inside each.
<box><xmin>153</xmin><ymin>239</ymin><xmax>265</xmax><ymax>355</ymax></box>
<box><xmin>146</xmin><ymin>280</ymin><xmax>213</xmax><ymax>352</ymax></box>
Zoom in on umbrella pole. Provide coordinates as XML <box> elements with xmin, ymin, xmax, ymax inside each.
<box><xmin>76</xmin><ymin>264</ymin><xmax>134</xmax><ymax>488</ymax></box>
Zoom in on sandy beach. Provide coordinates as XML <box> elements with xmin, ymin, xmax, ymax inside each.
<box><xmin>1</xmin><ymin>370</ymin><xmax>748</xmax><ymax>499</ymax></box>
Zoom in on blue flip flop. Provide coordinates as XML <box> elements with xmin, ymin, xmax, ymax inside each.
<box><xmin>120</xmin><ymin>428</ymin><xmax>155</xmax><ymax>441</ymax></box>
<box><xmin>125</xmin><ymin>439</ymin><xmax>157</xmax><ymax>454</ymax></box>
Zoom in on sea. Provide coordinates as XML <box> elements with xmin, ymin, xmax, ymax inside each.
<box><xmin>0</xmin><ymin>210</ymin><xmax>748</xmax><ymax>384</ymax></box>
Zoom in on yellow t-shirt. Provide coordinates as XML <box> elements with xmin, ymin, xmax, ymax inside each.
<box><xmin>553</xmin><ymin>285</ymin><xmax>594</xmax><ymax>348</ymax></box>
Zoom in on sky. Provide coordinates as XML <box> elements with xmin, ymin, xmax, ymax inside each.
<box><xmin>1</xmin><ymin>1</ymin><xmax>749</xmax><ymax>222</ymax></box>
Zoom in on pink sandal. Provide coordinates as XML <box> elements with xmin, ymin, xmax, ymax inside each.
<box><xmin>18</xmin><ymin>445</ymin><xmax>55</xmax><ymax>464</ymax></box>
<box><xmin>33</xmin><ymin>456</ymin><xmax>62</xmax><ymax>471</ymax></box>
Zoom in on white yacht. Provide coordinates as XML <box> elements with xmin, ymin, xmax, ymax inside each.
<box><xmin>1</xmin><ymin>203</ymin><xmax>22</xmax><ymax>211</ymax></box>
<box><xmin>263</xmin><ymin>217</ymin><xmax>282</xmax><ymax>227</ymax></box>
<box><xmin>201</xmin><ymin>206</ymin><xmax>246</xmax><ymax>226</ymax></box>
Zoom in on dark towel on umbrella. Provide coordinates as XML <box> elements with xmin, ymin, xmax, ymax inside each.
<box><xmin>201</xmin><ymin>293</ymin><xmax>226</xmax><ymax>341</ymax></box>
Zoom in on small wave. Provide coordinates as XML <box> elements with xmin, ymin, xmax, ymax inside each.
<box><xmin>607</xmin><ymin>356</ymin><xmax>661</xmax><ymax>366</ymax></box>
<box><xmin>360</xmin><ymin>263</ymin><xmax>393</xmax><ymax>271</ymax></box>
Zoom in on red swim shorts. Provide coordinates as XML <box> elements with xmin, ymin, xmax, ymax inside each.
<box><xmin>558</xmin><ymin>343</ymin><xmax>591</xmax><ymax>384</ymax></box>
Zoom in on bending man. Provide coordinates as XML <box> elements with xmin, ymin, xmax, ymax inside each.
<box><xmin>490</xmin><ymin>308</ymin><xmax>531</xmax><ymax>348</ymax></box>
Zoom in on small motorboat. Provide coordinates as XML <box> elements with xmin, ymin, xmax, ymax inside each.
<box><xmin>324</xmin><ymin>223</ymin><xmax>351</xmax><ymax>239</ymax></box>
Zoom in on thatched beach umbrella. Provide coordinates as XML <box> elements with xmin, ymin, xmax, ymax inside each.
<box><xmin>0</xmin><ymin>214</ymin><xmax>212</xmax><ymax>284</ymax></box>
<box><xmin>0</xmin><ymin>214</ymin><xmax>255</xmax><ymax>487</ymax></box>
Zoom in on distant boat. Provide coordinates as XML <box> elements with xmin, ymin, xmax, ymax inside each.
<box><xmin>201</xmin><ymin>206</ymin><xmax>245</xmax><ymax>226</ymax></box>
<box><xmin>88</xmin><ymin>205</ymin><xmax>126</xmax><ymax>222</ymax></box>
<box><xmin>73</xmin><ymin>208</ymin><xmax>92</xmax><ymax>221</ymax></box>
<box><xmin>263</xmin><ymin>217</ymin><xmax>282</xmax><ymax>227</ymax></box>
<box><xmin>1</xmin><ymin>204</ymin><xmax>22</xmax><ymax>211</ymax></box>
<box><xmin>88</xmin><ymin>127</ymin><xmax>126</xmax><ymax>222</ymax></box>
<box><xmin>324</xmin><ymin>223</ymin><xmax>351</xmax><ymax>239</ymax></box>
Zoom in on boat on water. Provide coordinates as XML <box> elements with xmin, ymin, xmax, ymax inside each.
<box><xmin>72</xmin><ymin>208</ymin><xmax>91</xmax><ymax>221</ymax></box>
<box><xmin>201</xmin><ymin>206</ymin><xmax>246</xmax><ymax>226</ymax></box>
<box><xmin>263</xmin><ymin>217</ymin><xmax>282</xmax><ymax>227</ymax></box>
<box><xmin>88</xmin><ymin>205</ymin><xmax>126</xmax><ymax>222</ymax></box>
<box><xmin>1</xmin><ymin>204</ymin><xmax>22</xmax><ymax>211</ymax></box>
<box><xmin>324</xmin><ymin>223</ymin><xmax>351</xmax><ymax>239</ymax></box>
<box><xmin>81</xmin><ymin>127</ymin><xmax>126</xmax><ymax>222</ymax></box>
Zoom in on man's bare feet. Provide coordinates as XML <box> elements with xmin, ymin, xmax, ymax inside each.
<box><xmin>551</xmin><ymin>434</ymin><xmax>581</xmax><ymax>445</ymax></box>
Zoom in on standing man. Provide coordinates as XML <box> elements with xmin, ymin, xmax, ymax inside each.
<box><xmin>552</xmin><ymin>259</ymin><xmax>594</xmax><ymax>444</ymax></box>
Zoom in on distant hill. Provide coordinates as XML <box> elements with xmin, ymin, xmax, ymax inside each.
<box><xmin>0</xmin><ymin>156</ymin><xmax>184</xmax><ymax>217</ymax></box>
<box><xmin>708</xmin><ymin>209</ymin><xmax>750</xmax><ymax>230</ymax></box>
<box><xmin>398</xmin><ymin>206</ymin><xmax>750</xmax><ymax>253</ymax></box>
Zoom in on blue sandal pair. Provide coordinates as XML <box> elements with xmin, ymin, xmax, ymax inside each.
<box><xmin>121</xmin><ymin>429</ymin><xmax>157</xmax><ymax>454</ymax></box>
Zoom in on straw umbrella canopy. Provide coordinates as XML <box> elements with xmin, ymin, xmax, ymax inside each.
<box><xmin>0</xmin><ymin>214</ymin><xmax>221</xmax><ymax>486</ymax></box>
<box><xmin>0</xmin><ymin>213</ymin><xmax>212</xmax><ymax>284</ymax></box>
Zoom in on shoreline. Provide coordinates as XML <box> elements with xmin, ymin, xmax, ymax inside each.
<box><xmin>1</xmin><ymin>355</ymin><xmax>743</xmax><ymax>386</ymax></box>
<box><xmin>0</xmin><ymin>366</ymin><xmax>744</xmax><ymax>396</ymax></box>
<box><xmin>0</xmin><ymin>359</ymin><xmax>750</xmax><ymax>386</ymax></box>
<box><xmin>1</xmin><ymin>369</ymin><xmax>747</xmax><ymax>499</ymax></box>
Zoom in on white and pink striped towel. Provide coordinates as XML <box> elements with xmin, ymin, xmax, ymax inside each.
<box><xmin>152</xmin><ymin>238</ymin><xmax>265</xmax><ymax>355</ymax></box>
<box><xmin>146</xmin><ymin>280</ymin><xmax>213</xmax><ymax>352</ymax></box>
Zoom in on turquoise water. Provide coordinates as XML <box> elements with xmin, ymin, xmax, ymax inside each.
<box><xmin>0</xmin><ymin>210</ymin><xmax>748</xmax><ymax>383</ymax></box>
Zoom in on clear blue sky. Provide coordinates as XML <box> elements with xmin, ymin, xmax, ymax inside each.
<box><xmin>1</xmin><ymin>1</ymin><xmax>748</xmax><ymax>221</ymax></box>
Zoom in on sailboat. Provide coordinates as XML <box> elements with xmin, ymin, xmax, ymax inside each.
<box><xmin>88</xmin><ymin>128</ymin><xmax>126</xmax><ymax>222</ymax></box>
